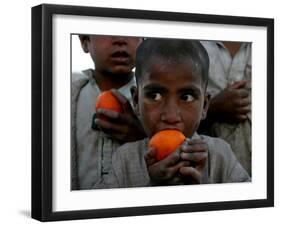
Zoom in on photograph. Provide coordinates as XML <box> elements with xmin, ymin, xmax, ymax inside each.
<box><xmin>31</xmin><ymin>3</ymin><xmax>273</xmax><ymax>221</ymax></box>
<box><xmin>71</xmin><ymin>35</ymin><xmax>252</xmax><ymax>191</ymax></box>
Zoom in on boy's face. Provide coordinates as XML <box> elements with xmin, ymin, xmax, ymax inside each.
<box><xmin>133</xmin><ymin>58</ymin><xmax>209</xmax><ymax>138</ymax></box>
<box><xmin>80</xmin><ymin>35</ymin><xmax>142</xmax><ymax>75</ymax></box>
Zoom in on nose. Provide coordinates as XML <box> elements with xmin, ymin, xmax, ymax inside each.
<box><xmin>111</xmin><ymin>36</ymin><xmax>128</xmax><ymax>46</ymax></box>
<box><xmin>160</xmin><ymin>98</ymin><xmax>181</xmax><ymax>125</ymax></box>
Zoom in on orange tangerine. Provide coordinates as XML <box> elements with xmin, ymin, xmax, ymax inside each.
<box><xmin>148</xmin><ymin>130</ymin><xmax>186</xmax><ymax>161</ymax></box>
<box><xmin>95</xmin><ymin>91</ymin><xmax>123</xmax><ymax>120</ymax></box>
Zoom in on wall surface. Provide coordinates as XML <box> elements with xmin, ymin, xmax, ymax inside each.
<box><xmin>0</xmin><ymin>0</ymin><xmax>279</xmax><ymax>225</ymax></box>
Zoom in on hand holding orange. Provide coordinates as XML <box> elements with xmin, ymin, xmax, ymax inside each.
<box><xmin>95</xmin><ymin>90</ymin><xmax>123</xmax><ymax>120</ymax></box>
<box><xmin>148</xmin><ymin>130</ymin><xmax>186</xmax><ymax>161</ymax></box>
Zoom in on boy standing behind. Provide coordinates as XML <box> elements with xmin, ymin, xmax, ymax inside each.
<box><xmin>200</xmin><ymin>41</ymin><xmax>252</xmax><ymax>176</ymax></box>
<box><xmin>110</xmin><ymin>38</ymin><xmax>250</xmax><ymax>187</ymax></box>
<box><xmin>72</xmin><ymin>35</ymin><xmax>145</xmax><ymax>190</ymax></box>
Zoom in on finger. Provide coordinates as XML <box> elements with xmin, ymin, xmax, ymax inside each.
<box><xmin>161</xmin><ymin>149</ymin><xmax>181</xmax><ymax>167</ymax></box>
<box><xmin>238</xmin><ymin>98</ymin><xmax>251</xmax><ymax>107</ymax></box>
<box><xmin>111</xmin><ymin>89</ymin><xmax>135</xmax><ymax>114</ymax></box>
<box><xmin>181</xmin><ymin>143</ymin><xmax>208</xmax><ymax>153</ymax></box>
<box><xmin>237</xmin><ymin>89</ymin><xmax>250</xmax><ymax>98</ymax></box>
<box><xmin>110</xmin><ymin>89</ymin><xmax>127</xmax><ymax>104</ymax></box>
<box><xmin>229</xmin><ymin>80</ymin><xmax>247</xmax><ymax>89</ymax></box>
<box><xmin>179</xmin><ymin>160</ymin><xmax>192</xmax><ymax>167</ymax></box>
<box><xmin>96</xmin><ymin>108</ymin><xmax>129</xmax><ymax>124</ymax></box>
<box><xmin>179</xmin><ymin>167</ymin><xmax>201</xmax><ymax>184</ymax></box>
<box><xmin>164</xmin><ymin>161</ymin><xmax>191</xmax><ymax>180</ymax></box>
<box><xmin>180</xmin><ymin>152</ymin><xmax>207</xmax><ymax>165</ymax></box>
<box><xmin>94</xmin><ymin>117</ymin><xmax>124</xmax><ymax>132</ymax></box>
<box><xmin>144</xmin><ymin>147</ymin><xmax>157</xmax><ymax>166</ymax></box>
<box><xmin>186</xmin><ymin>138</ymin><xmax>205</xmax><ymax>146</ymax></box>
<box><xmin>96</xmin><ymin>108</ymin><xmax>120</xmax><ymax>120</ymax></box>
<box><xmin>236</xmin><ymin>106</ymin><xmax>251</xmax><ymax>115</ymax></box>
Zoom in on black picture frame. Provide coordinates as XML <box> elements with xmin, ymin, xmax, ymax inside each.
<box><xmin>31</xmin><ymin>3</ymin><xmax>274</xmax><ymax>222</ymax></box>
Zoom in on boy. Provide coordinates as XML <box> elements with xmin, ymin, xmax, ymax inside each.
<box><xmin>109</xmin><ymin>38</ymin><xmax>250</xmax><ymax>187</ymax></box>
<box><xmin>199</xmin><ymin>41</ymin><xmax>252</xmax><ymax>175</ymax></box>
<box><xmin>72</xmin><ymin>35</ymin><xmax>145</xmax><ymax>190</ymax></box>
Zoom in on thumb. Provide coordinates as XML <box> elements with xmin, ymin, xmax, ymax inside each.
<box><xmin>144</xmin><ymin>147</ymin><xmax>157</xmax><ymax>166</ymax></box>
<box><xmin>111</xmin><ymin>89</ymin><xmax>135</xmax><ymax>114</ymax></box>
<box><xmin>229</xmin><ymin>80</ymin><xmax>247</xmax><ymax>89</ymax></box>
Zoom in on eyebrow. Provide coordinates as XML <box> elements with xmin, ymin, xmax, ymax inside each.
<box><xmin>142</xmin><ymin>83</ymin><xmax>168</xmax><ymax>92</ymax></box>
<box><xmin>178</xmin><ymin>86</ymin><xmax>202</xmax><ymax>96</ymax></box>
<box><xmin>142</xmin><ymin>83</ymin><xmax>202</xmax><ymax>95</ymax></box>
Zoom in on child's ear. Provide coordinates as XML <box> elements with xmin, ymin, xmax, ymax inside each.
<box><xmin>130</xmin><ymin>86</ymin><xmax>139</xmax><ymax>114</ymax></box>
<box><xmin>202</xmin><ymin>92</ymin><xmax>211</xmax><ymax>120</ymax></box>
<box><xmin>79</xmin><ymin>35</ymin><xmax>90</xmax><ymax>53</ymax></box>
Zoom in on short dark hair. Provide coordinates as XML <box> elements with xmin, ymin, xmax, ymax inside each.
<box><xmin>135</xmin><ymin>38</ymin><xmax>209</xmax><ymax>89</ymax></box>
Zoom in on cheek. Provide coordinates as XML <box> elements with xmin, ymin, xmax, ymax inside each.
<box><xmin>182</xmin><ymin>102</ymin><xmax>204</xmax><ymax>135</ymax></box>
<box><xmin>139</xmin><ymin>102</ymin><xmax>160</xmax><ymax>136</ymax></box>
<box><xmin>128</xmin><ymin>41</ymin><xmax>142</xmax><ymax>56</ymax></box>
<box><xmin>90</xmin><ymin>49</ymin><xmax>103</xmax><ymax>65</ymax></box>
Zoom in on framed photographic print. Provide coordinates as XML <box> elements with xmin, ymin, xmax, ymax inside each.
<box><xmin>32</xmin><ymin>3</ymin><xmax>274</xmax><ymax>222</ymax></box>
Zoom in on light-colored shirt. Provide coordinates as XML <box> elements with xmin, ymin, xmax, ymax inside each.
<box><xmin>201</xmin><ymin>41</ymin><xmax>252</xmax><ymax>175</ymax></box>
<box><xmin>110</xmin><ymin>133</ymin><xmax>250</xmax><ymax>188</ymax></box>
<box><xmin>201</xmin><ymin>41</ymin><xmax>252</xmax><ymax>97</ymax></box>
<box><xmin>71</xmin><ymin>69</ymin><xmax>136</xmax><ymax>190</ymax></box>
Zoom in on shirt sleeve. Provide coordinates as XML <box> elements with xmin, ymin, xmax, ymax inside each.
<box><xmin>112</xmin><ymin>140</ymin><xmax>151</xmax><ymax>188</ymax></box>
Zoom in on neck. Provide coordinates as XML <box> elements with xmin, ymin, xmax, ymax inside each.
<box><xmin>222</xmin><ymin>42</ymin><xmax>242</xmax><ymax>58</ymax></box>
<box><xmin>94</xmin><ymin>70</ymin><xmax>133</xmax><ymax>92</ymax></box>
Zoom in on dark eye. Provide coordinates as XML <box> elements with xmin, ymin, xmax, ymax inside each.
<box><xmin>181</xmin><ymin>94</ymin><xmax>194</xmax><ymax>102</ymax></box>
<box><xmin>145</xmin><ymin>91</ymin><xmax>163</xmax><ymax>102</ymax></box>
<box><xmin>150</xmin><ymin>92</ymin><xmax>162</xmax><ymax>101</ymax></box>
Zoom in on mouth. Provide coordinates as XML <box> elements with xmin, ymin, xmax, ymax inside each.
<box><xmin>110</xmin><ymin>51</ymin><xmax>130</xmax><ymax>63</ymax></box>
